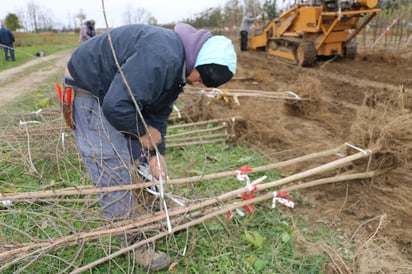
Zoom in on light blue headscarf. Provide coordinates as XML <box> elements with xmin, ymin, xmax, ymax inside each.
<box><xmin>195</xmin><ymin>36</ymin><xmax>237</xmax><ymax>75</ymax></box>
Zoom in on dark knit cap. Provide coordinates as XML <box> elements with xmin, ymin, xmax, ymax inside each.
<box><xmin>196</xmin><ymin>64</ymin><xmax>233</xmax><ymax>88</ymax></box>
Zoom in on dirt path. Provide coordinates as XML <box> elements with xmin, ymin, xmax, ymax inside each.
<box><xmin>0</xmin><ymin>49</ymin><xmax>72</xmax><ymax>106</ymax></box>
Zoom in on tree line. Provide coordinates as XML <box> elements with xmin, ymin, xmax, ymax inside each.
<box><xmin>2</xmin><ymin>0</ymin><xmax>411</xmax><ymax>33</ymax></box>
<box><xmin>2</xmin><ymin>0</ymin><xmax>278</xmax><ymax>32</ymax></box>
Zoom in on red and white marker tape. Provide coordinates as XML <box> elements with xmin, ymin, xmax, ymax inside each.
<box><xmin>272</xmin><ymin>190</ymin><xmax>294</xmax><ymax>209</ymax></box>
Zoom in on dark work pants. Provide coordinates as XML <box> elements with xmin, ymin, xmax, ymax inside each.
<box><xmin>240</xmin><ymin>30</ymin><xmax>248</xmax><ymax>51</ymax></box>
<box><xmin>72</xmin><ymin>90</ymin><xmax>141</xmax><ymax>243</ymax></box>
<box><xmin>2</xmin><ymin>44</ymin><xmax>15</xmax><ymax>61</ymax></box>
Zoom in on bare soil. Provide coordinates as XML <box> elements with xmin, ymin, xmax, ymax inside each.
<box><xmin>1</xmin><ymin>47</ymin><xmax>411</xmax><ymax>272</ymax></box>
<box><xmin>183</xmin><ymin>49</ymin><xmax>412</xmax><ymax>273</ymax></box>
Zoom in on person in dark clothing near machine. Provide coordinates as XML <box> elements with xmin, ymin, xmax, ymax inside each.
<box><xmin>61</xmin><ymin>23</ymin><xmax>236</xmax><ymax>271</ymax></box>
<box><xmin>239</xmin><ymin>12</ymin><xmax>262</xmax><ymax>51</ymax></box>
<box><xmin>0</xmin><ymin>23</ymin><xmax>16</xmax><ymax>61</ymax></box>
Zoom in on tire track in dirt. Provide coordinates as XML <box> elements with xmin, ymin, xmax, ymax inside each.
<box><xmin>266</xmin><ymin>53</ymin><xmax>403</xmax><ymax>92</ymax></box>
<box><xmin>310</xmin><ymin>66</ymin><xmax>400</xmax><ymax>92</ymax></box>
<box><xmin>0</xmin><ymin>49</ymin><xmax>73</xmax><ymax>106</ymax></box>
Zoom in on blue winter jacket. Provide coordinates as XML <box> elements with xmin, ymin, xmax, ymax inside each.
<box><xmin>0</xmin><ymin>27</ymin><xmax>15</xmax><ymax>45</ymax></box>
<box><xmin>67</xmin><ymin>24</ymin><xmax>187</xmax><ymax>155</ymax></box>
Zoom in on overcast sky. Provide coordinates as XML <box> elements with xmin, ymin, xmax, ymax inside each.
<box><xmin>0</xmin><ymin>0</ymin><xmax>248</xmax><ymax>28</ymax></box>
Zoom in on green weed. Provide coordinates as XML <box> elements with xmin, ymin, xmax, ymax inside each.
<box><xmin>0</xmin><ymin>32</ymin><xmax>78</xmax><ymax>71</ymax></box>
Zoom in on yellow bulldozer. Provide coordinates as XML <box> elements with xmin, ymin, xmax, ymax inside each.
<box><xmin>248</xmin><ymin>0</ymin><xmax>381</xmax><ymax>66</ymax></box>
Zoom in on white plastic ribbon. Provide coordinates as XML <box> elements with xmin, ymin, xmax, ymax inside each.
<box><xmin>0</xmin><ymin>193</ymin><xmax>12</xmax><ymax>207</ymax></box>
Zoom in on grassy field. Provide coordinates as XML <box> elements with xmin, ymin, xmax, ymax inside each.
<box><xmin>0</xmin><ymin>32</ymin><xmax>331</xmax><ymax>273</ymax></box>
<box><xmin>0</xmin><ymin>32</ymin><xmax>78</xmax><ymax>70</ymax></box>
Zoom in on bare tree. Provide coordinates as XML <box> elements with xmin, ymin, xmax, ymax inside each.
<box><xmin>243</xmin><ymin>0</ymin><xmax>262</xmax><ymax>15</ymax></box>
<box><xmin>123</xmin><ymin>3</ymin><xmax>133</xmax><ymax>24</ymax></box>
<box><xmin>76</xmin><ymin>9</ymin><xmax>87</xmax><ymax>28</ymax></box>
<box><xmin>26</xmin><ymin>1</ymin><xmax>40</xmax><ymax>32</ymax></box>
<box><xmin>16</xmin><ymin>8</ymin><xmax>29</xmax><ymax>32</ymax></box>
<box><xmin>22</xmin><ymin>1</ymin><xmax>55</xmax><ymax>32</ymax></box>
<box><xmin>224</xmin><ymin>0</ymin><xmax>242</xmax><ymax>33</ymax></box>
<box><xmin>37</xmin><ymin>8</ymin><xmax>54</xmax><ymax>31</ymax></box>
<box><xmin>123</xmin><ymin>6</ymin><xmax>152</xmax><ymax>24</ymax></box>
<box><xmin>66</xmin><ymin>11</ymin><xmax>73</xmax><ymax>30</ymax></box>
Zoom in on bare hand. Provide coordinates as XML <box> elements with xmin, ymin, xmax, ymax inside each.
<box><xmin>149</xmin><ymin>155</ymin><xmax>168</xmax><ymax>180</ymax></box>
<box><xmin>139</xmin><ymin>126</ymin><xmax>161</xmax><ymax>150</ymax></box>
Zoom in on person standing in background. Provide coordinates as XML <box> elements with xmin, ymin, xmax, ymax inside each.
<box><xmin>0</xmin><ymin>23</ymin><xmax>15</xmax><ymax>61</ymax></box>
<box><xmin>79</xmin><ymin>19</ymin><xmax>96</xmax><ymax>44</ymax></box>
<box><xmin>239</xmin><ymin>12</ymin><xmax>261</xmax><ymax>51</ymax></box>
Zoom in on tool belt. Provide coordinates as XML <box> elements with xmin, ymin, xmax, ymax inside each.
<box><xmin>55</xmin><ymin>83</ymin><xmax>75</xmax><ymax>129</ymax></box>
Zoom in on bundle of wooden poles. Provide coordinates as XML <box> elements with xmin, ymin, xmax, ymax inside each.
<box><xmin>0</xmin><ymin>141</ymin><xmax>380</xmax><ymax>272</ymax></box>
<box><xmin>0</xmin><ymin>90</ymin><xmax>389</xmax><ymax>272</ymax></box>
<box><xmin>183</xmin><ymin>86</ymin><xmax>301</xmax><ymax>105</ymax></box>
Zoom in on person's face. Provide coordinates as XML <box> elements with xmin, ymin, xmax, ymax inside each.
<box><xmin>186</xmin><ymin>68</ymin><xmax>203</xmax><ymax>87</ymax></box>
